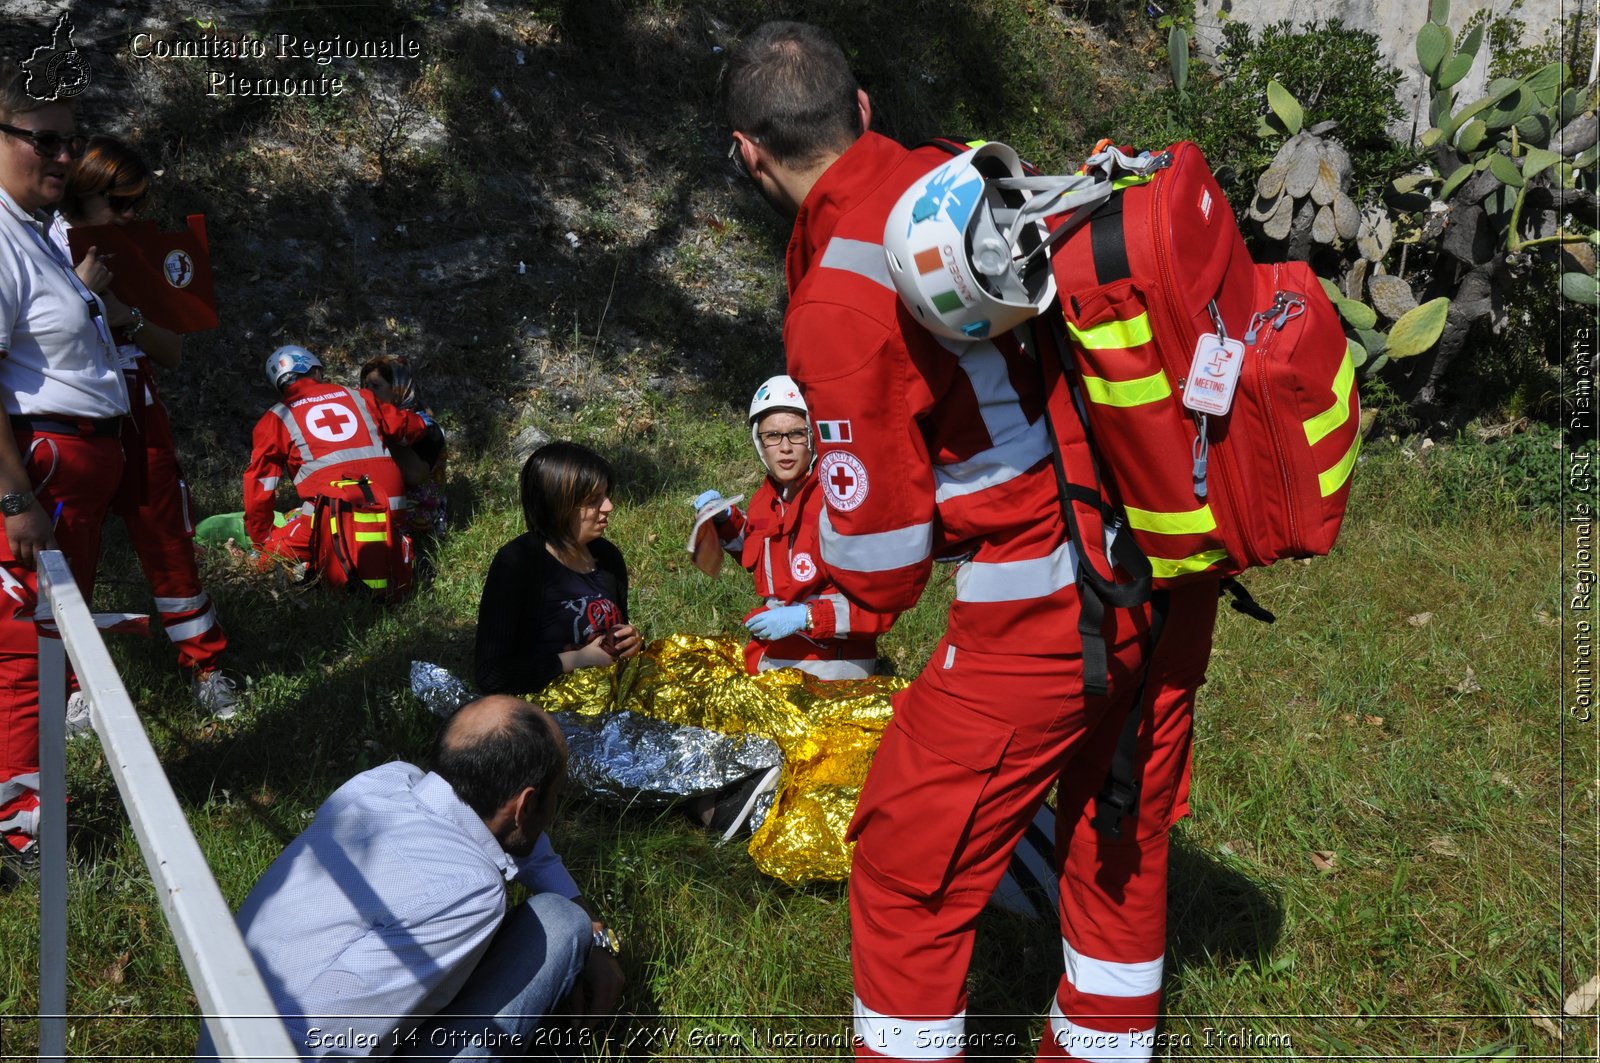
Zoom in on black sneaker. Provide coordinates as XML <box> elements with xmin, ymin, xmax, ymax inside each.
<box><xmin>705</xmin><ymin>765</ymin><xmax>784</xmax><ymax>840</ymax></box>
<box><xmin>0</xmin><ymin>839</ymin><xmax>40</xmax><ymax>889</ymax></box>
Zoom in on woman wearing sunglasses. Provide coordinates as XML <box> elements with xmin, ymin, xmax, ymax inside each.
<box><xmin>0</xmin><ymin>70</ymin><xmax>131</xmax><ymax>876</ymax></box>
<box><xmin>47</xmin><ymin>136</ymin><xmax>240</xmax><ymax>721</ymax></box>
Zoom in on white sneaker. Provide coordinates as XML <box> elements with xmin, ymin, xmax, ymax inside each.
<box><xmin>65</xmin><ymin>691</ymin><xmax>92</xmax><ymax>739</ymax></box>
<box><xmin>193</xmin><ymin>670</ymin><xmax>243</xmax><ymax>721</ymax></box>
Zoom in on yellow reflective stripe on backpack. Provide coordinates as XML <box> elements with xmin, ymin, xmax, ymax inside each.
<box><xmin>1111</xmin><ymin>173</ymin><xmax>1155</xmax><ymax>190</ymax></box>
<box><xmin>1303</xmin><ymin>354</ymin><xmax>1357</xmax><ymax>447</ymax></box>
<box><xmin>326</xmin><ymin>517</ymin><xmax>339</xmax><ymax>534</ymax></box>
<box><xmin>1319</xmin><ymin>434</ymin><xmax>1361</xmax><ymax>496</ymax></box>
<box><xmin>352</xmin><ymin>510</ymin><xmax>388</xmax><ymax>542</ymax></box>
<box><xmin>1066</xmin><ymin>313</ymin><xmax>1153</xmax><ymax>350</ymax></box>
<box><xmin>1149</xmin><ymin>548</ymin><xmax>1230</xmax><ymax>580</ymax></box>
<box><xmin>362</xmin><ymin>579</ymin><xmax>389</xmax><ymax>590</ymax></box>
<box><xmin>1124</xmin><ymin>503</ymin><xmax>1218</xmax><ymax>536</ymax></box>
<box><xmin>1080</xmin><ymin>370</ymin><xmax>1171</xmax><ymax>408</ymax></box>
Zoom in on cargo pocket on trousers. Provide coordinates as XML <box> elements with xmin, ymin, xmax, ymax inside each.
<box><xmin>847</xmin><ymin>707</ymin><xmax>1013</xmax><ymax>899</ymax></box>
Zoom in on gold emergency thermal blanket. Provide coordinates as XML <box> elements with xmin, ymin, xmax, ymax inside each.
<box><xmin>539</xmin><ymin>634</ymin><xmax>904</xmax><ymax>885</ymax></box>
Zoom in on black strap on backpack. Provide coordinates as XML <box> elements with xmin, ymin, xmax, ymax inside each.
<box><xmin>1089</xmin><ymin>588</ymin><xmax>1170</xmax><ymax>837</ymax></box>
<box><xmin>1020</xmin><ymin>319</ymin><xmax>1152</xmax><ymax>697</ymax></box>
<box><xmin>307</xmin><ymin>495</ymin><xmax>356</xmax><ymax>589</ymax></box>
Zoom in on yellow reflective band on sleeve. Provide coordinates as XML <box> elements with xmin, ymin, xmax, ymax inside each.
<box><xmin>1149</xmin><ymin>548</ymin><xmax>1230</xmax><ymax>580</ymax></box>
<box><xmin>1124</xmin><ymin>503</ymin><xmax>1218</xmax><ymax>535</ymax></box>
<box><xmin>354</xmin><ymin>531</ymin><xmax>388</xmax><ymax>542</ymax></box>
<box><xmin>362</xmin><ymin>579</ymin><xmax>389</xmax><ymax>590</ymax></box>
<box><xmin>1319</xmin><ymin>433</ymin><xmax>1361</xmax><ymax>496</ymax></box>
<box><xmin>1303</xmin><ymin>354</ymin><xmax>1357</xmax><ymax>446</ymax></box>
<box><xmin>1066</xmin><ymin>313</ymin><xmax>1153</xmax><ymax>350</ymax></box>
<box><xmin>1080</xmin><ymin>371</ymin><xmax>1172</xmax><ymax>408</ymax></box>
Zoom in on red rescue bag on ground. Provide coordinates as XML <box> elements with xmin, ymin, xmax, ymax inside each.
<box><xmin>1048</xmin><ymin>141</ymin><xmax>1360</xmax><ymax>586</ymax></box>
<box><xmin>307</xmin><ymin>493</ymin><xmax>414</xmax><ymax>601</ymax></box>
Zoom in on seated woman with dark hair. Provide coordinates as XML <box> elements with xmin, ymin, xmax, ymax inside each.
<box><xmin>475</xmin><ymin>441</ymin><xmax>642</xmax><ymax>695</ymax></box>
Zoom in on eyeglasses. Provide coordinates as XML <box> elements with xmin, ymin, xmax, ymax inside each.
<box><xmin>0</xmin><ymin>123</ymin><xmax>86</xmax><ymax>159</ymax></box>
<box><xmin>107</xmin><ymin>192</ymin><xmax>147</xmax><ymax>215</ymax></box>
<box><xmin>758</xmin><ymin>428</ymin><xmax>811</xmax><ymax>448</ymax></box>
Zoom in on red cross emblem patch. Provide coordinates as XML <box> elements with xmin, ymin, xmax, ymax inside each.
<box><xmin>819</xmin><ymin>451</ymin><xmax>868</xmax><ymax>512</ymax></box>
<box><xmin>791</xmin><ymin>551</ymin><xmax>817</xmax><ymax>582</ymax></box>
<box><xmin>305</xmin><ymin>402</ymin><xmax>358</xmax><ymax>443</ymax></box>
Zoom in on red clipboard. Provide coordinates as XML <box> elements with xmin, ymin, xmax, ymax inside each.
<box><xmin>66</xmin><ymin>215</ymin><xmax>219</xmax><ymax>333</ymax></box>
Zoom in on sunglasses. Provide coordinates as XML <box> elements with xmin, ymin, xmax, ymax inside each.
<box><xmin>0</xmin><ymin>123</ymin><xmax>87</xmax><ymax>159</ymax></box>
<box><xmin>107</xmin><ymin>192</ymin><xmax>147</xmax><ymax>215</ymax></box>
<box><xmin>728</xmin><ymin>136</ymin><xmax>756</xmax><ymax>181</ymax></box>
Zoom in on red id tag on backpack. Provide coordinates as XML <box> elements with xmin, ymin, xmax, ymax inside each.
<box><xmin>1182</xmin><ymin>334</ymin><xmax>1244</xmax><ymax>416</ymax></box>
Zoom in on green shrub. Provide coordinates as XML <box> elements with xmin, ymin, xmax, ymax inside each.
<box><xmin>1112</xmin><ymin>18</ymin><xmax>1415</xmax><ymax>206</ymax></box>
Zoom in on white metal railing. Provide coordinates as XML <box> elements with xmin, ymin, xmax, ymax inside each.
<box><xmin>35</xmin><ymin>549</ymin><xmax>298</xmax><ymax>1062</ymax></box>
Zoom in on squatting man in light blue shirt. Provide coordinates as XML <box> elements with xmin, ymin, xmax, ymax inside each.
<box><xmin>197</xmin><ymin>695</ymin><xmax>625</xmax><ymax>1059</ymax></box>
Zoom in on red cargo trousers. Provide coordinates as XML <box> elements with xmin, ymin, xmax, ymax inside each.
<box><xmin>849</xmin><ymin>583</ymin><xmax>1218</xmax><ymax>1062</ymax></box>
<box><xmin>0</xmin><ymin>427</ymin><xmax>124</xmax><ymax>847</ymax></box>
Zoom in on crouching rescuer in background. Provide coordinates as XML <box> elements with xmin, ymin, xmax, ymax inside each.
<box><xmin>726</xmin><ymin>22</ymin><xmax>1220</xmax><ymax>1061</ymax></box>
<box><xmin>244</xmin><ymin>344</ymin><xmax>438</xmax><ymax>598</ymax></box>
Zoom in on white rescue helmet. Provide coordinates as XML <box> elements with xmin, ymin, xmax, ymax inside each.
<box><xmin>883</xmin><ymin>141</ymin><xmax>1058</xmax><ymax>342</ymax></box>
<box><xmin>748</xmin><ymin>374</ymin><xmax>812</xmax><ymax>474</ymax></box>
<box><xmin>264</xmin><ymin>345</ymin><xmax>322</xmax><ymax>390</ymax></box>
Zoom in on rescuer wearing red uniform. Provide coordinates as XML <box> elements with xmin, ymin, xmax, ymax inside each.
<box><xmin>244</xmin><ymin>345</ymin><xmax>432</xmax><ymax>592</ymax></box>
<box><xmin>726</xmin><ymin>23</ymin><xmax>1219</xmax><ymax>1061</ymax></box>
<box><xmin>695</xmin><ymin>374</ymin><xmax>895</xmax><ymax>679</ymax></box>
<box><xmin>51</xmin><ymin>137</ymin><xmax>239</xmax><ymax>719</ymax></box>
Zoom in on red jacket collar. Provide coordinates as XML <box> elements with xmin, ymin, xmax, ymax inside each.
<box><xmin>760</xmin><ymin>464</ymin><xmax>819</xmax><ymax>531</ymax></box>
<box><xmin>785</xmin><ymin>132</ymin><xmax>911</xmax><ymax>291</ymax></box>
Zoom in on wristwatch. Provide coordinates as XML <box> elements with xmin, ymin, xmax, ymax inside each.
<box><xmin>122</xmin><ymin>306</ymin><xmax>146</xmax><ymax>342</ymax></box>
<box><xmin>0</xmin><ymin>490</ymin><xmax>35</xmax><ymax>517</ymax></box>
<box><xmin>591</xmin><ymin>925</ymin><xmax>620</xmax><ymax>956</ymax></box>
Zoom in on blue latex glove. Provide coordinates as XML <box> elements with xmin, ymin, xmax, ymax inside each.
<box><xmin>746</xmin><ymin>604</ymin><xmax>809</xmax><ymax>641</ymax></box>
<box><xmin>692</xmin><ymin>489</ymin><xmax>730</xmax><ymax>523</ymax></box>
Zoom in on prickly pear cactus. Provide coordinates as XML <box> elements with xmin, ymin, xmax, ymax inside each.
<box><xmin>1247</xmin><ymin>0</ymin><xmax>1597</xmax><ymax>405</ymax></box>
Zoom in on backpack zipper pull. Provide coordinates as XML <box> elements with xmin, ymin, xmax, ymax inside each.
<box><xmin>1243</xmin><ymin>308</ymin><xmax>1272</xmax><ymax>346</ymax></box>
<box><xmin>1192</xmin><ymin>419</ymin><xmax>1209</xmax><ymax>498</ymax></box>
<box><xmin>1272</xmin><ymin>293</ymin><xmax>1307</xmax><ymax>330</ymax></box>
<box><xmin>1245</xmin><ymin>292</ymin><xmax>1291</xmax><ymax>344</ymax></box>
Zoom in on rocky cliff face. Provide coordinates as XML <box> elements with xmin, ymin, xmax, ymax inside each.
<box><xmin>1191</xmin><ymin>0</ymin><xmax>1570</xmax><ymax>138</ymax></box>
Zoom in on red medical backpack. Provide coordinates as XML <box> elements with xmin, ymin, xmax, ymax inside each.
<box><xmin>1047</xmin><ymin>141</ymin><xmax>1360</xmax><ymax>587</ymax></box>
<box><xmin>307</xmin><ymin>490</ymin><xmax>414</xmax><ymax>601</ymax></box>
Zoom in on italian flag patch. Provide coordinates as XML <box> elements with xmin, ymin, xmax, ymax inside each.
<box><xmin>815</xmin><ymin>420</ymin><xmax>852</xmax><ymax>444</ymax></box>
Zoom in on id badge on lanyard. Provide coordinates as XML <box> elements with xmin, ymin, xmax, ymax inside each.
<box><xmin>7</xmin><ymin>206</ymin><xmax>118</xmax><ymax>362</ymax></box>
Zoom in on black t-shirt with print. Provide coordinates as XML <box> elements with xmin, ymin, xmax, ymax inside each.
<box><xmin>540</xmin><ymin>561</ymin><xmax>624</xmax><ymax>652</ymax></box>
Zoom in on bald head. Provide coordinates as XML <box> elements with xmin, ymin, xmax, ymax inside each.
<box><xmin>434</xmin><ymin>695</ymin><xmax>566</xmax><ymax>820</ymax></box>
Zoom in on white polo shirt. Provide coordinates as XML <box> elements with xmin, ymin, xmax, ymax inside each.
<box><xmin>0</xmin><ymin>183</ymin><xmax>128</xmax><ymax>418</ymax></box>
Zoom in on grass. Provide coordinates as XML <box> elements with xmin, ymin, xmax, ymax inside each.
<box><xmin>0</xmin><ymin>414</ymin><xmax>1584</xmax><ymax>1060</ymax></box>
<box><xmin>0</xmin><ymin>0</ymin><xmax>1587</xmax><ymax>1057</ymax></box>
